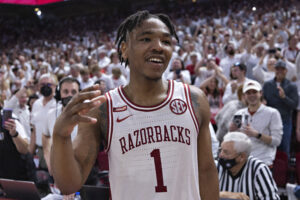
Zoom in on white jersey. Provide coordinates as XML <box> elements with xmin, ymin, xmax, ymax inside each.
<box><xmin>105</xmin><ymin>80</ymin><xmax>201</xmax><ymax>200</ymax></box>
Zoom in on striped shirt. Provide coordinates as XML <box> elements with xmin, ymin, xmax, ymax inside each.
<box><xmin>217</xmin><ymin>156</ymin><xmax>280</xmax><ymax>200</ymax></box>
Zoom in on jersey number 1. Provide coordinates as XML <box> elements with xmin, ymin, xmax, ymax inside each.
<box><xmin>150</xmin><ymin>149</ymin><xmax>167</xmax><ymax>192</ymax></box>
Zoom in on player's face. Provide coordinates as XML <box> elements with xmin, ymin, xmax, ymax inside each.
<box><xmin>244</xmin><ymin>89</ymin><xmax>261</xmax><ymax>106</ymax></box>
<box><xmin>121</xmin><ymin>17</ymin><xmax>173</xmax><ymax>81</ymax></box>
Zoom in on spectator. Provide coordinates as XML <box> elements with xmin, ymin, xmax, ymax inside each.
<box><xmin>219</xmin><ymin>43</ymin><xmax>242</xmax><ymax>79</ymax></box>
<box><xmin>0</xmin><ymin>110</ymin><xmax>34</xmax><ymax>181</ymax></box>
<box><xmin>31</xmin><ymin>73</ymin><xmax>57</xmax><ymax>171</ymax></box>
<box><xmin>91</xmin><ymin>64</ymin><xmax>114</xmax><ymax>91</ymax></box>
<box><xmin>94</xmin><ymin>79</ymin><xmax>108</xmax><ymax>94</ymax></box>
<box><xmin>253</xmin><ymin>54</ymin><xmax>276</xmax><ymax>84</ymax></box>
<box><xmin>109</xmin><ymin>67</ymin><xmax>127</xmax><ymax>89</ymax></box>
<box><xmin>229</xmin><ymin>80</ymin><xmax>283</xmax><ymax>166</ymax></box>
<box><xmin>194</xmin><ymin>55</ymin><xmax>220</xmax><ymax>87</ymax></box>
<box><xmin>200</xmin><ymin>66</ymin><xmax>228</xmax><ymax>130</ymax></box>
<box><xmin>106</xmin><ymin>50</ymin><xmax>129</xmax><ymax>79</ymax></box>
<box><xmin>185</xmin><ymin>51</ymin><xmax>199</xmax><ymax>83</ymax></box>
<box><xmin>222</xmin><ymin>63</ymin><xmax>250</xmax><ymax>105</ymax></box>
<box><xmin>217</xmin><ymin>132</ymin><xmax>280</xmax><ymax>200</ymax></box>
<box><xmin>263</xmin><ymin>59</ymin><xmax>298</xmax><ymax>157</ymax></box>
<box><xmin>283</xmin><ymin>35</ymin><xmax>299</xmax><ymax>63</ymax></box>
<box><xmin>215</xmin><ymin>85</ymin><xmax>246</xmax><ymax>143</ymax></box>
<box><xmin>98</xmin><ymin>49</ymin><xmax>111</xmax><ymax>70</ymax></box>
<box><xmin>3</xmin><ymin>87</ymin><xmax>31</xmax><ymax>138</ymax></box>
<box><xmin>69</xmin><ymin>63</ymin><xmax>82</xmax><ymax>83</ymax></box>
<box><xmin>79</xmin><ymin>67</ymin><xmax>93</xmax><ymax>90</ymax></box>
<box><xmin>166</xmin><ymin>57</ymin><xmax>191</xmax><ymax>84</ymax></box>
<box><xmin>42</xmin><ymin>77</ymin><xmax>80</xmax><ymax>174</ymax></box>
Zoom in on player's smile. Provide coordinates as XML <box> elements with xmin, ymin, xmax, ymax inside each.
<box><xmin>145</xmin><ymin>55</ymin><xmax>165</xmax><ymax>69</ymax></box>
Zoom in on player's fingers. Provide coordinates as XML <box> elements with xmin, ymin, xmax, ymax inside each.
<box><xmin>80</xmin><ymin>84</ymin><xmax>100</xmax><ymax>93</ymax></box>
<box><xmin>69</xmin><ymin>95</ymin><xmax>106</xmax><ymax>115</ymax></box>
<box><xmin>67</xmin><ymin>90</ymin><xmax>101</xmax><ymax>107</ymax></box>
<box><xmin>71</xmin><ymin>114</ymin><xmax>98</xmax><ymax>124</ymax></box>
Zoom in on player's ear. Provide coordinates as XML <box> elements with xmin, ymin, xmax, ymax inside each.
<box><xmin>120</xmin><ymin>41</ymin><xmax>128</xmax><ymax>62</ymax></box>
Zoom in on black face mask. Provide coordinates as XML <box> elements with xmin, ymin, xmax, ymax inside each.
<box><xmin>40</xmin><ymin>85</ymin><xmax>52</xmax><ymax>97</ymax></box>
<box><xmin>228</xmin><ymin>49</ymin><xmax>235</xmax><ymax>56</ymax></box>
<box><xmin>61</xmin><ymin>96</ymin><xmax>72</xmax><ymax>107</ymax></box>
<box><xmin>219</xmin><ymin>157</ymin><xmax>238</xmax><ymax>169</ymax></box>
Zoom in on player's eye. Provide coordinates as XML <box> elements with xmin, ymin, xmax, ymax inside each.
<box><xmin>140</xmin><ymin>38</ymin><xmax>151</xmax><ymax>42</ymax></box>
<box><xmin>162</xmin><ymin>40</ymin><xmax>171</xmax><ymax>45</ymax></box>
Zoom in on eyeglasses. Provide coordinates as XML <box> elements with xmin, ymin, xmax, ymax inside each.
<box><xmin>41</xmin><ymin>83</ymin><xmax>53</xmax><ymax>87</ymax></box>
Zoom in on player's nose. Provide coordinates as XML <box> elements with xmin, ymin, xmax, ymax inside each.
<box><xmin>151</xmin><ymin>39</ymin><xmax>163</xmax><ymax>53</ymax></box>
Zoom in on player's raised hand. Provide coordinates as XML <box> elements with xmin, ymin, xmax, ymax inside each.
<box><xmin>53</xmin><ymin>84</ymin><xmax>106</xmax><ymax>138</ymax></box>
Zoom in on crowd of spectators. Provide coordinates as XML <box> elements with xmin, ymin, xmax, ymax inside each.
<box><xmin>0</xmin><ymin>0</ymin><xmax>300</xmax><ymax>198</ymax></box>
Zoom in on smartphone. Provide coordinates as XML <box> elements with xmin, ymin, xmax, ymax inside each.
<box><xmin>175</xmin><ymin>69</ymin><xmax>182</xmax><ymax>78</ymax></box>
<box><xmin>2</xmin><ymin>109</ymin><xmax>12</xmax><ymax>128</ymax></box>
<box><xmin>233</xmin><ymin>115</ymin><xmax>242</xmax><ymax>128</ymax></box>
<box><xmin>244</xmin><ymin>115</ymin><xmax>249</xmax><ymax>126</ymax></box>
<box><xmin>268</xmin><ymin>49</ymin><xmax>276</xmax><ymax>54</ymax></box>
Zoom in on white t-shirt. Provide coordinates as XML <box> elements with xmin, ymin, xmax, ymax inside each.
<box><xmin>31</xmin><ymin>97</ymin><xmax>57</xmax><ymax>146</ymax></box>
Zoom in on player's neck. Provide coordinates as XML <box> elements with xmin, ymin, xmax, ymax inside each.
<box><xmin>124</xmin><ymin>79</ymin><xmax>168</xmax><ymax>106</ymax></box>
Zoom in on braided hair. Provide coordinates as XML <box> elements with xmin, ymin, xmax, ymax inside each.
<box><xmin>115</xmin><ymin>10</ymin><xmax>179</xmax><ymax>67</ymax></box>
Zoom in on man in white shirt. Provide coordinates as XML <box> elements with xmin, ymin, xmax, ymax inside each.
<box><xmin>31</xmin><ymin>73</ymin><xmax>57</xmax><ymax>170</ymax></box>
<box><xmin>4</xmin><ymin>87</ymin><xmax>31</xmax><ymax>138</ymax></box>
<box><xmin>42</xmin><ymin>77</ymin><xmax>80</xmax><ymax>174</ymax></box>
<box><xmin>219</xmin><ymin>43</ymin><xmax>242</xmax><ymax>79</ymax></box>
<box><xmin>79</xmin><ymin>68</ymin><xmax>94</xmax><ymax>89</ymax></box>
<box><xmin>229</xmin><ymin>80</ymin><xmax>283</xmax><ymax>166</ymax></box>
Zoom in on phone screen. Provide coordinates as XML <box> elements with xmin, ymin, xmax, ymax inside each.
<box><xmin>233</xmin><ymin>115</ymin><xmax>242</xmax><ymax>128</ymax></box>
<box><xmin>2</xmin><ymin>109</ymin><xmax>12</xmax><ymax>128</ymax></box>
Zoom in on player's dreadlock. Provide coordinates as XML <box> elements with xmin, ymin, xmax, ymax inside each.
<box><xmin>115</xmin><ymin>10</ymin><xmax>179</xmax><ymax>67</ymax></box>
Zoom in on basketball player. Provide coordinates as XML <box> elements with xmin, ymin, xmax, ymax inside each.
<box><xmin>51</xmin><ymin>11</ymin><xmax>219</xmax><ymax>199</ymax></box>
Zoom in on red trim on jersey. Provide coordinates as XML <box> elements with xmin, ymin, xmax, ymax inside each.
<box><xmin>183</xmin><ymin>84</ymin><xmax>199</xmax><ymax>134</ymax></box>
<box><xmin>117</xmin><ymin>80</ymin><xmax>174</xmax><ymax>112</ymax></box>
<box><xmin>105</xmin><ymin>92</ymin><xmax>114</xmax><ymax>153</ymax></box>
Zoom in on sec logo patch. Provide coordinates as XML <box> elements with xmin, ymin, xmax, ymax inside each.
<box><xmin>170</xmin><ymin>99</ymin><xmax>187</xmax><ymax>115</ymax></box>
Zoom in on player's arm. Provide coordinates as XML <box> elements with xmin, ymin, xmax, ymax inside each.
<box><xmin>50</xmin><ymin>85</ymin><xmax>105</xmax><ymax>194</ymax></box>
<box><xmin>190</xmin><ymin>86</ymin><xmax>219</xmax><ymax>200</ymax></box>
<box><xmin>42</xmin><ymin>134</ymin><xmax>52</xmax><ymax>174</ymax></box>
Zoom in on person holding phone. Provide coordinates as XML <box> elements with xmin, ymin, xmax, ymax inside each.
<box><xmin>166</xmin><ymin>57</ymin><xmax>191</xmax><ymax>84</ymax></box>
<box><xmin>0</xmin><ymin>108</ymin><xmax>33</xmax><ymax>181</ymax></box>
<box><xmin>229</xmin><ymin>80</ymin><xmax>283</xmax><ymax>166</ymax></box>
<box><xmin>3</xmin><ymin>84</ymin><xmax>31</xmax><ymax>139</ymax></box>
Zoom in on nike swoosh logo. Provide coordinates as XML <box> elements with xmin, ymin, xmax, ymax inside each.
<box><xmin>116</xmin><ymin>115</ymin><xmax>133</xmax><ymax>123</ymax></box>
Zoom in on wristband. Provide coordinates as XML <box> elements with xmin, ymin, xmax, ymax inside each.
<box><xmin>256</xmin><ymin>133</ymin><xmax>262</xmax><ymax>139</ymax></box>
<box><xmin>12</xmin><ymin>131</ymin><xmax>19</xmax><ymax>138</ymax></box>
